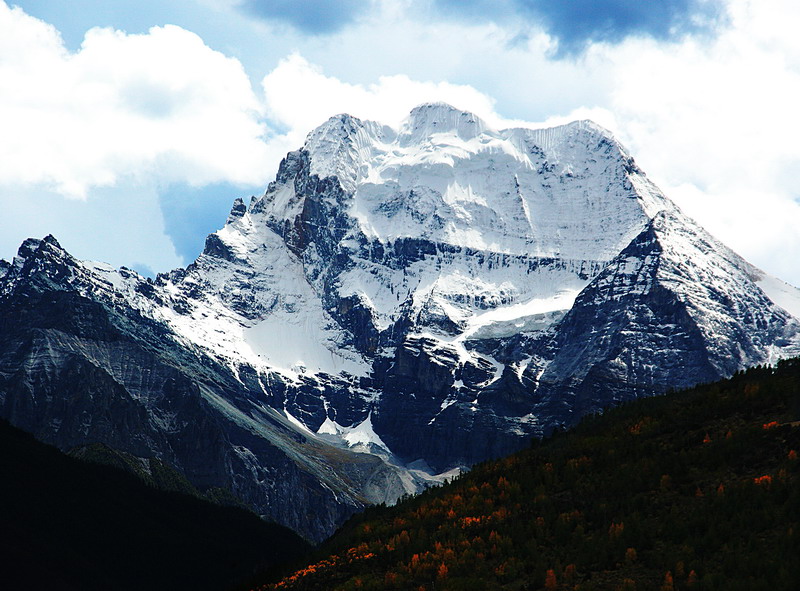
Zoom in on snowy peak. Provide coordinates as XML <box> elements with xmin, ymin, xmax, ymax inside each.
<box><xmin>400</xmin><ymin>102</ymin><xmax>490</xmax><ymax>145</ymax></box>
<box><xmin>271</xmin><ymin>104</ymin><xmax>673</xmax><ymax>263</ymax></box>
<box><xmin>648</xmin><ymin>210</ymin><xmax>800</xmax><ymax>369</ymax></box>
<box><xmin>172</xmin><ymin>105</ymin><xmax>800</xmax><ymax>385</ymax></box>
<box><xmin>227</xmin><ymin>197</ymin><xmax>247</xmax><ymax>224</ymax></box>
<box><xmin>518</xmin><ymin>119</ymin><xmax>623</xmax><ymax>160</ymax></box>
<box><xmin>2</xmin><ymin>234</ymin><xmax>79</xmax><ymax>295</ymax></box>
<box><xmin>198</xmin><ymin>106</ymin><xmax>700</xmax><ymax>378</ymax></box>
<box><xmin>303</xmin><ymin>113</ymin><xmax>393</xmax><ymax>192</ymax></box>
<box><xmin>15</xmin><ymin>234</ymin><xmax>62</xmax><ymax>262</ymax></box>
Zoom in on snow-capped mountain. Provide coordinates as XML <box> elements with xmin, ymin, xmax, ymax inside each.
<box><xmin>2</xmin><ymin>103</ymin><xmax>799</xmax><ymax>540</ymax></box>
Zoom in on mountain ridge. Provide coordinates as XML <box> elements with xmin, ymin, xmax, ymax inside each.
<box><xmin>2</xmin><ymin>104</ymin><xmax>799</xmax><ymax>540</ymax></box>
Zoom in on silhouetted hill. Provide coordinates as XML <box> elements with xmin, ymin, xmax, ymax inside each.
<box><xmin>0</xmin><ymin>419</ymin><xmax>311</xmax><ymax>591</ymax></box>
<box><xmin>255</xmin><ymin>359</ymin><xmax>800</xmax><ymax>591</ymax></box>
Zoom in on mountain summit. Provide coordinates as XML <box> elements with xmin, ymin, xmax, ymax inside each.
<box><xmin>2</xmin><ymin>104</ymin><xmax>799</xmax><ymax>540</ymax></box>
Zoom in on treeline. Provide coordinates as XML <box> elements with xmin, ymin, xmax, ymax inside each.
<box><xmin>253</xmin><ymin>359</ymin><xmax>800</xmax><ymax>590</ymax></box>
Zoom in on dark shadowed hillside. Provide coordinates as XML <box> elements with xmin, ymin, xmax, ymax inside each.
<box><xmin>0</xmin><ymin>419</ymin><xmax>311</xmax><ymax>591</ymax></box>
<box><xmin>253</xmin><ymin>359</ymin><xmax>800</xmax><ymax>591</ymax></box>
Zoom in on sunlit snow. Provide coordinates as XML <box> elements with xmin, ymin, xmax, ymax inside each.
<box><xmin>317</xmin><ymin>412</ymin><xmax>389</xmax><ymax>451</ymax></box>
<box><xmin>245</xmin><ymin>311</ymin><xmax>368</xmax><ymax>376</ymax></box>
<box><xmin>756</xmin><ymin>274</ymin><xmax>800</xmax><ymax>320</ymax></box>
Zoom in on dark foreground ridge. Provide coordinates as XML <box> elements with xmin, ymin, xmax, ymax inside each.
<box><xmin>252</xmin><ymin>359</ymin><xmax>800</xmax><ymax>591</ymax></box>
<box><xmin>0</xmin><ymin>418</ymin><xmax>311</xmax><ymax>591</ymax></box>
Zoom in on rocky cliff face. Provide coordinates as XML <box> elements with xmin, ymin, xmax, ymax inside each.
<box><xmin>2</xmin><ymin>103</ymin><xmax>799</xmax><ymax>538</ymax></box>
<box><xmin>0</xmin><ymin>237</ymin><xmax>432</xmax><ymax>542</ymax></box>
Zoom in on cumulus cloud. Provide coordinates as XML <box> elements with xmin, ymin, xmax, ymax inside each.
<box><xmin>591</xmin><ymin>0</ymin><xmax>800</xmax><ymax>283</ymax></box>
<box><xmin>0</xmin><ymin>2</ymin><xmax>272</xmax><ymax>272</ymax></box>
<box><xmin>0</xmin><ymin>2</ymin><xmax>270</xmax><ymax>198</ymax></box>
<box><xmin>260</xmin><ymin>53</ymin><xmax>506</xmax><ymax>146</ymax></box>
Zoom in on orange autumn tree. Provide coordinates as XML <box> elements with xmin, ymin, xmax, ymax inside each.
<box><xmin>436</xmin><ymin>563</ymin><xmax>448</xmax><ymax>580</ymax></box>
<box><xmin>545</xmin><ymin>568</ymin><xmax>558</xmax><ymax>590</ymax></box>
<box><xmin>660</xmin><ymin>571</ymin><xmax>675</xmax><ymax>591</ymax></box>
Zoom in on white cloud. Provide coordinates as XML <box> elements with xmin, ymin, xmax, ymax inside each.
<box><xmin>0</xmin><ymin>1</ymin><xmax>272</xmax><ymax>273</ymax></box>
<box><xmin>0</xmin><ymin>2</ymin><xmax>270</xmax><ymax>198</ymax></box>
<box><xmin>260</xmin><ymin>53</ymin><xmax>503</xmax><ymax>146</ymax></box>
<box><xmin>590</xmin><ymin>0</ymin><xmax>800</xmax><ymax>285</ymax></box>
<box><xmin>258</xmin><ymin>51</ymin><xmax>613</xmax><ymax>157</ymax></box>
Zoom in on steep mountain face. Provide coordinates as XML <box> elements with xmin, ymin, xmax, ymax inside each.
<box><xmin>0</xmin><ymin>237</ymin><xmax>431</xmax><ymax>542</ymax></box>
<box><xmin>2</xmin><ymin>103</ymin><xmax>799</xmax><ymax>539</ymax></box>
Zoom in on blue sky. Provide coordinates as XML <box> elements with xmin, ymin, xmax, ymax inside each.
<box><xmin>2</xmin><ymin>0</ymin><xmax>799</xmax><ymax>285</ymax></box>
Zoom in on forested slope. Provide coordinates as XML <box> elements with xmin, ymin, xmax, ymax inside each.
<box><xmin>254</xmin><ymin>359</ymin><xmax>800</xmax><ymax>591</ymax></box>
